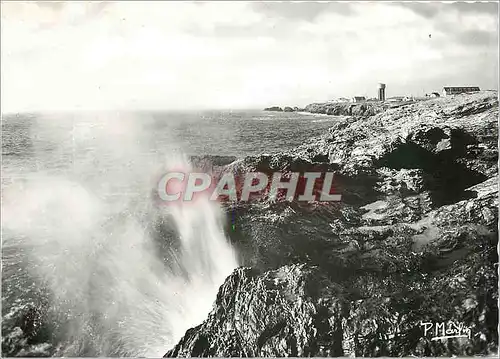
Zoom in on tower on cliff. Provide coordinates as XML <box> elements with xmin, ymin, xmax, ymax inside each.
<box><xmin>378</xmin><ymin>83</ymin><xmax>386</xmax><ymax>101</ymax></box>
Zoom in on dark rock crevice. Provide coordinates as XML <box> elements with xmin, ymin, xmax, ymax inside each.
<box><xmin>376</xmin><ymin>140</ymin><xmax>487</xmax><ymax>206</ymax></box>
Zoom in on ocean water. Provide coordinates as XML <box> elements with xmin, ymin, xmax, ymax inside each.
<box><xmin>1</xmin><ymin>110</ymin><xmax>339</xmax><ymax>357</ymax></box>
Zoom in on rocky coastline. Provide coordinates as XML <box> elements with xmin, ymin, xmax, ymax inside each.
<box><xmin>265</xmin><ymin>101</ymin><xmax>388</xmax><ymax>117</ymax></box>
<box><xmin>264</xmin><ymin>97</ymin><xmax>437</xmax><ymax>118</ymax></box>
<box><xmin>304</xmin><ymin>101</ymin><xmax>385</xmax><ymax>117</ymax></box>
<box><xmin>167</xmin><ymin>92</ymin><xmax>498</xmax><ymax>357</ymax></box>
<box><xmin>264</xmin><ymin>106</ymin><xmax>304</xmax><ymax>113</ymax></box>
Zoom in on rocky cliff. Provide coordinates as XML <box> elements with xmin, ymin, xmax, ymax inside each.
<box><xmin>304</xmin><ymin>101</ymin><xmax>386</xmax><ymax>117</ymax></box>
<box><xmin>264</xmin><ymin>101</ymin><xmax>386</xmax><ymax>117</ymax></box>
<box><xmin>166</xmin><ymin>92</ymin><xmax>498</xmax><ymax>357</ymax></box>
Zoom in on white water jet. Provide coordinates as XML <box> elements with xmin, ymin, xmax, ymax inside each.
<box><xmin>1</xmin><ymin>112</ymin><xmax>238</xmax><ymax>356</ymax></box>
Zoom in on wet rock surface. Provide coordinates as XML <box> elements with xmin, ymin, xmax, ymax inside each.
<box><xmin>167</xmin><ymin>92</ymin><xmax>498</xmax><ymax>357</ymax></box>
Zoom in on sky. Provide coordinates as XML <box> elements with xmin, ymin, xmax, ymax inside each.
<box><xmin>1</xmin><ymin>1</ymin><xmax>499</xmax><ymax>113</ymax></box>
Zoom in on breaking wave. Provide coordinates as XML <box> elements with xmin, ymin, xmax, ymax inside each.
<box><xmin>1</xmin><ymin>112</ymin><xmax>238</xmax><ymax>356</ymax></box>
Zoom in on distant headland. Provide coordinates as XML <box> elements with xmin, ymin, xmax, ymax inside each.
<box><xmin>263</xmin><ymin>106</ymin><xmax>304</xmax><ymax>112</ymax></box>
<box><xmin>264</xmin><ymin>84</ymin><xmax>484</xmax><ymax>117</ymax></box>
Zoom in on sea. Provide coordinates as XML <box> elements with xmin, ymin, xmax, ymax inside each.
<box><xmin>1</xmin><ymin>110</ymin><xmax>339</xmax><ymax>357</ymax></box>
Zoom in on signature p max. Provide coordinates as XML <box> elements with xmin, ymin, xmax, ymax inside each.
<box><xmin>420</xmin><ymin>321</ymin><xmax>472</xmax><ymax>341</ymax></box>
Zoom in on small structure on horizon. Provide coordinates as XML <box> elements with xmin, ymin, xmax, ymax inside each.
<box><xmin>351</xmin><ymin>96</ymin><xmax>366</xmax><ymax>103</ymax></box>
<box><xmin>378</xmin><ymin>83</ymin><xmax>386</xmax><ymax>101</ymax></box>
<box><xmin>442</xmin><ymin>86</ymin><xmax>480</xmax><ymax>96</ymax></box>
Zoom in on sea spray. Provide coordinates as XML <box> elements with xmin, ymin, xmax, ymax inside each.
<box><xmin>1</xmin><ymin>112</ymin><xmax>238</xmax><ymax>356</ymax></box>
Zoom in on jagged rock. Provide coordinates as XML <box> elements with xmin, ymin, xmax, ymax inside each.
<box><xmin>165</xmin><ymin>265</ymin><xmax>348</xmax><ymax>357</ymax></box>
<box><xmin>247</xmin><ymin>92</ymin><xmax>497</xmax><ymax>206</ymax></box>
<box><xmin>167</xmin><ymin>92</ymin><xmax>498</xmax><ymax>357</ymax></box>
<box><xmin>166</xmin><ymin>233</ymin><xmax>497</xmax><ymax>357</ymax></box>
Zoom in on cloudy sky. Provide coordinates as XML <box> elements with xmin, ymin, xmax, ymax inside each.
<box><xmin>1</xmin><ymin>1</ymin><xmax>498</xmax><ymax>113</ymax></box>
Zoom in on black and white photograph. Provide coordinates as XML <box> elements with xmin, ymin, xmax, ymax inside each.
<box><xmin>1</xmin><ymin>1</ymin><xmax>499</xmax><ymax>357</ymax></box>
